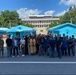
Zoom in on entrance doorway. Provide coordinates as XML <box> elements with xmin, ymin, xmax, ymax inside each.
<box><xmin>16</xmin><ymin>32</ymin><xmax>20</xmax><ymax>36</ymax></box>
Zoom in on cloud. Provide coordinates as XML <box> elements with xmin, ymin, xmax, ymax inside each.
<box><xmin>59</xmin><ymin>0</ymin><xmax>76</xmax><ymax>6</ymax></box>
<box><xmin>44</xmin><ymin>10</ymin><xmax>55</xmax><ymax>16</ymax></box>
<box><xmin>17</xmin><ymin>8</ymin><xmax>55</xmax><ymax>19</ymax></box>
<box><xmin>17</xmin><ymin>8</ymin><xmax>41</xmax><ymax>19</ymax></box>
<box><xmin>55</xmin><ymin>10</ymin><xmax>67</xmax><ymax>16</ymax></box>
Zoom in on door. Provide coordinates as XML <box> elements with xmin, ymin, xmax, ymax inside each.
<box><xmin>16</xmin><ymin>32</ymin><xmax>20</xmax><ymax>36</ymax></box>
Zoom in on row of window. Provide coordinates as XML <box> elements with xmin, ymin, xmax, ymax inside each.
<box><xmin>25</xmin><ymin>21</ymin><xmax>55</xmax><ymax>24</ymax></box>
<box><xmin>34</xmin><ymin>25</ymin><xmax>49</xmax><ymax>27</ymax></box>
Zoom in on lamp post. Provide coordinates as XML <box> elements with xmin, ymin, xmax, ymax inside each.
<box><xmin>70</xmin><ymin>18</ymin><xmax>72</xmax><ymax>23</ymax></box>
<box><xmin>9</xmin><ymin>20</ymin><xmax>16</xmax><ymax>28</ymax></box>
<box><xmin>9</xmin><ymin>20</ymin><xmax>11</xmax><ymax>28</ymax></box>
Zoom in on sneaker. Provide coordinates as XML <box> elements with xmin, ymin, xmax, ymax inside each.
<box><xmin>2</xmin><ymin>56</ymin><xmax>5</xmax><ymax>58</ymax></box>
<box><xmin>17</xmin><ymin>55</ymin><xmax>19</xmax><ymax>57</ymax></box>
<box><xmin>12</xmin><ymin>56</ymin><xmax>15</xmax><ymax>57</ymax></box>
<box><xmin>22</xmin><ymin>55</ymin><xmax>25</xmax><ymax>56</ymax></box>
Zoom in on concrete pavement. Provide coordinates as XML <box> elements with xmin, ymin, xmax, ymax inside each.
<box><xmin>0</xmin><ymin>63</ymin><xmax>76</xmax><ymax>74</ymax></box>
<box><xmin>1</xmin><ymin>47</ymin><xmax>76</xmax><ymax>62</ymax></box>
<box><xmin>0</xmin><ymin>48</ymin><xmax>76</xmax><ymax>74</ymax></box>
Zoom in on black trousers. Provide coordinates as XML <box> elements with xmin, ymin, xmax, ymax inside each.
<box><xmin>62</xmin><ymin>47</ymin><xmax>67</xmax><ymax>56</ymax></box>
<box><xmin>56</xmin><ymin>47</ymin><xmax>62</xmax><ymax>59</ymax></box>
<box><xmin>13</xmin><ymin>46</ymin><xmax>19</xmax><ymax>56</ymax></box>
<box><xmin>36</xmin><ymin>44</ymin><xmax>39</xmax><ymax>54</ymax></box>
<box><xmin>68</xmin><ymin>46</ymin><xmax>75</xmax><ymax>56</ymax></box>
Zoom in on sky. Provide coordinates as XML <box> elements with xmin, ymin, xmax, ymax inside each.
<box><xmin>0</xmin><ymin>0</ymin><xmax>76</xmax><ymax>19</ymax></box>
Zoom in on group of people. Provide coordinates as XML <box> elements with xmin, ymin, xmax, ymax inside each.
<box><xmin>0</xmin><ymin>33</ymin><xmax>76</xmax><ymax>59</ymax></box>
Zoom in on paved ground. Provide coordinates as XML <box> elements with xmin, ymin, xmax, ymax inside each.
<box><xmin>0</xmin><ymin>48</ymin><xmax>76</xmax><ymax>74</ymax></box>
<box><xmin>0</xmin><ymin>63</ymin><xmax>76</xmax><ymax>74</ymax></box>
<box><xmin>0</xmin><ymin>47</ymin><xmax>76</xmax><ymax>62</ymax></box>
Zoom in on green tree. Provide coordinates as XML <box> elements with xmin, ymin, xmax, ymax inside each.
<box><xmin>60</xmin><ymin>5</ymin><xmax>76</xmax><ymax>24</ymax></box>
<box><xmin>23</xmin><ymin>23</ymin><xmax>34</xmax><ymax>28</ymax></box>
<box><xmin>0</xmin><ymin>15</ymin><xmax>4</xmax><ymax>27</ymax></box>
<box><xmin>49</xmin><ymin>21</ymin><xmax>60</xmax><ymax>28</ymax></box>
<box><xmin>0</xmin><ymin>10</ymin><xmax>34</xmax><ymax>28</ymax></box>
<box><xmin>0</xmin><ymin>10</ymin><xmax>21</xmax><ymax>27</ymax></box>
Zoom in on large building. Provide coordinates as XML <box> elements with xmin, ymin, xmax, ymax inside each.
<box><xmin>22</xmin><ymin>15</ymin><xmax>60</xmax><ymax>34</ymax></box>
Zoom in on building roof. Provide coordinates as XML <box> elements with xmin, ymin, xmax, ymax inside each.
<box><xmin>0</xmin><ymin>27</ymin><xmax>8</xmax><ymax>31</ymax></box>
<box><xmin>22</xmin><ymin>18</ymin><xmax>60</xmax><ymax>21</ymax></box>
<box><xmin>29</xmin><ymin>15</ymin><xmax>51</xmax><ymax>17</ymax></box>
<box><xmin>29</xmin><ymin>15</ymin><xmax>52</xmax><ymax>19</ymax></box>
<box><xmin>7</xmin><ymin>25</ymin><xmax>35</xmax><ymax>32</ymax></box>
<box><xmin>48</xmin><ymin>23</ymin><xmax>76</xmax><ymax>31</ymax></box>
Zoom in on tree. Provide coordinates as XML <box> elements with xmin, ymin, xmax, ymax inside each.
<box><xmin>0</xmin><ymin>10</ymin><xmax>22</xmax><ymax>28</ymax></box>
<box><xmin>23</xmin><ymin>23</ymin><xmax>34</xmax><ymax>28</ymax></box>
<box><xmin>0</xmin><ymin>10</ymin><xmax>34</xmax><ymax>28</ymax></box>
<box><xmin>0</xmin><ymin>15</ymin><xmax>4</xmax><ymax>27</ymax></box>
<box><xmin>49</xmin><ymin>21</ymin><xmax>60</xmax><ymax>28</ymax></box>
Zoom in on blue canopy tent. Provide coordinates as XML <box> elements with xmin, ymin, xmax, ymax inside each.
<box><xmin>0</xmin><ymin>28</ymin><xmax>8</xmax><ymax>36</ymax></box>
<box><xmin>7</xmin><ymin>25</ymin><xmax>36</xmax><ymax>38</ymax></box>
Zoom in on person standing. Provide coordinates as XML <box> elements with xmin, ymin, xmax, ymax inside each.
<box><xmin>28</xmin><ymin>36</ymin><xmax>31</xmax><ymax>55</ymax></box>
<box><xmin>6</xmin><ymin>35</ymin><xmax>12</xmax><ymax>57</ymax></box>
<box><xmin>0</xmin><ymin>36</ymin><xmax>4</xmax><ymax>58</ymax></box>
<box><xmin>68</xmin><ymin>35</ymin><xmax>75</xmax><ymax>56</ymax></box>
<box><xmin>12</xmin><ymin>37</ymin><xmax>19</xmax><ymax>57</ymax></box>
<box><xmin>50</xmin><ymin>36</ymin><xmax>56</xmax><ymax>58</ymax></box>
<box><xmin>71</xmin><ymin>35</ymin><xmax>76</xmax><ymax>56</ymax></box>
<box><xmin>20</xmin><ymin>36</ymin><xmax>25</xmax><ymax>56</ymax></box>
<box><xmin>36</xmin><ymin>35</ymin><xmax>40</xmax><ymax>55</ymax></box>
<box><xmin>29</xmin><ymin>36</ymin><xmax>36</xmax><ymax>55</ymax></box>
<box><xmin>45</xmin><ymin>35</ymin><xmax>50</xmax><ymax>54</ymax></box>
<box><xmin>62</xmin><ymin>36</ymin><xmax>68</xmax><ymax>56</ymax></box>
<box><xmin>38</xmin><ymin>35</ymin><xmax>45</xmax><ymax>56</ymax></box>
<box><xmin>24</xmin><ymin>35</ymin><xmax>28</xmax><ymax>55</ymax></box>
<box><xmin>56</xmin><ymin>35</ymin><xmax>62</xmax><ymax>59</ymax></box>
<box><xmin>16</xmin><ymin>35</ymin><xmax>21</xmax><ymax>50</ymax></box>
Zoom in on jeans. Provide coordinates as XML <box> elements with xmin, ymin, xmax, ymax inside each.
<box><xmin>51</xmin><ymin>47</ymin><xmax>55</xmax><ymax>57</ymax></box>
<box><xmin>0</xmin><ymin>49</ymin><xmax>1</xmax><ymax>58</ymax></box>
<box><xmin>68</xmin><ymin>46</ymin><xmax>75</xmax><ymax>56</ymax></box>
<box><xmin>56</xmin><ymin>47</ymin><xmax>62</xmax><ymax>59</ymax></box>
<box><xmin>62</xmin><ymin>47</ymin><xmax>68</xmax><ymax>56</ymax></box>
<box><xmin>7</xmin><ymin>46</ymin><xmax>12</xmax><ymax>57</ymax></box>
<box><xmin>21</xmin><ymin>44</ymin><xmax>25</xmax><ymax>55</ymax></box>
<box><xmin>0</xmin><ymin>48</ymin><xmax>4</xmax><ymax>58</ymax></box>
<box><xmin>46</xmin><ymin>47</ymin><xmax>51</xmax><ymax>56</ymax></box>
<box><xmin>36</xmin><ymin>44</ymin><xmax>39</xmax><ymax>54</ymax></box>
<box><xmin>39</xmin><ymin>44</ymin><xmax>45</xmax><ymax>55</ymax></box>
<box><xmin>13</xmin><ymin>46</ymin><xmax>19</xmax><ymax>56</ymax></box>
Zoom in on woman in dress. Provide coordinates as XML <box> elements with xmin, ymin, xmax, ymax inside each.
<box><xmin>29</xmin><ymin>36</ymin><xmax>36</xmax><ymax>55</ymax></box>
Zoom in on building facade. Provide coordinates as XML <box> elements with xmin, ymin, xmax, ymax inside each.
<box><xmin>22</xmin><ymin>15</ymin><xmax>60</xmax><ymax>34</ymax></box>
<box><xmin>48</xmin><ymin>23</ymin><xmax>76</xmax><ymax>38</ymax></box>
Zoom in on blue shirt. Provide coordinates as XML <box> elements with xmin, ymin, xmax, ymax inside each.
<box><xmin>45</xmin><ymin>38</ymin><xmax>50</xmax><ymax>47</ymax></box>
<box><xmin>50</xmin><ymin>38</ymin><xmax>56</xmax><ymax>48</ymax></box>
<box><xmin>62</xmin><ymin>39</ymin><xmax>68</xmax><ymax>48</ymax></box>
<box><xmin>13</xmin><ymin>40</ymin><xmax>18</xmax><ymax>46</ymax></box>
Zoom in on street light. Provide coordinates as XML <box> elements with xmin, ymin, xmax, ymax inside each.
<box><xmin>70</xmin><ymin>18</ymin><xmax>72</xmax><ymax>23</ymax></box>
<box><xmin>9</xmin><ymin>20</ymin><xmax>11</xmax><ymax>28</ymax></box>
